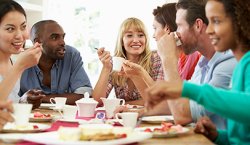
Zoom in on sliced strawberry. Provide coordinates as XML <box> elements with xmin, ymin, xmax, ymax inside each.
<box><xmin>144</xmin><ymin>128</ymin><xmax>152</xmax><ymax>132</ymax></box>
<box><xmin>33</xmin><ymin>125</ymin><xmax>39</xmax><ymax>129</ymax></box>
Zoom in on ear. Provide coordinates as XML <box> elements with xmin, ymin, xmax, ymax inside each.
<box><xmin>194</xmin><ymin>18</ymin><xmax>204</xmax><ymax>33</ymax></box>
<box><xmin>34</xmin><ymin>38</ymin><xmax>41</xmax><ymax>43</ymax></box>
<box><xmin>164</xmin><ymin>26</ymin><xmax>171</xmax><ymax>34</ymax></box>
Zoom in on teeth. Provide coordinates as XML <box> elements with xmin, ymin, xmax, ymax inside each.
<box><xmin>131</xmin><ymin>45</ymin><xmax>140</xmax><ymax>48</ymax></box>
<box><xmin>211</xmin><ymin>38</ymin><xmax>219</xmax><ymax>45</ymax></box>
<box><xmin>13</xmin><ymin>42</ymin><xmax>23</xmax><ymax>46</ymax></box>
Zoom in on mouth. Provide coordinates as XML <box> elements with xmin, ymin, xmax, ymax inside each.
<box><xmin>57</xmin><ymin>47</ymin><xmax>66</xmax><ymax>55</ymax></box>
<box><xmin>12</xmin><ymin>41</ymin><xmax>25</xmax><ymax>51</ymax></box>
<box><xmin>210</xmin><ymin>37</ymin><xmax>219</xmax><ymax>46</ymax></box>
<box><xmin>130</xmin><ymin>45</ymin><xmax>142</xmax><ymax>49</ymax></box>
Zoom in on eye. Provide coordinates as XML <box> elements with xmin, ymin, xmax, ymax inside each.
<box><xmin>6</xmin><ymin>27</ymin><xmax>14</xmax><ymax>32</ymax></box>
<box><xmin>138</xmin><ymin>33</ymin><xmax>145</xmax><ymax>38</ymax></box>
<box><xmin>21</xmin><ymin>24</ymin><xmax>27</xmax><ymax>31</ymax></box>
<box><xmin>126</xmin><ymin>34</ymin><xmax>133</xmax><ymax>38</ymax></box>
<box><xmin>212</xmin><ymin>18</ymin><xmax>220</xmax><ymax>24</ymax></box>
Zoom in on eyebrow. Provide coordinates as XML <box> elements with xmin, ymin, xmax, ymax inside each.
<box><xmin>5</xmin><ymin>21</ymin><xmax>26</xmax><ymax>27</ymax></box>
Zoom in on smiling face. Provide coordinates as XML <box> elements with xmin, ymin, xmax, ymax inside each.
<box><xmin>0</xmin><ymin>11</ymin><xmax>28</xmax><ymax>55</ymax></box>
<box><xmin>205</xmin><ymin>0</ymin><xmax>236</xmax><ymax>52</ymax></box>
<box><xmin>122</xmin><ymin>25</ymin><xmax>146</xmax><ymax>58</ymax></box>
<box><xmin>176</xmin><ymin>9</ymin><xmax>198</xmax><ymax>55</ymax></box>
<box><xmin>38</xmin><ymin>22</ymin><xmax>66</xmax><ymax>60</ymax></box>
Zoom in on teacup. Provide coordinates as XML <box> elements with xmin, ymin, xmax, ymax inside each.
<box><xmin>13</xmin><ymin>103</ymin><xmax>33</xmax><ymax>126</ymax></box>
<box><xmin>115</xmin><ymin>112</ymin><xmax>138</xmax><ymax>128</ymax></box>
<box><xmin>62</xmin><ymin>105</ymin><xmax>78</xmax><ymax>120</ymax></box>
<box><xmin>101</xmin><ymin>98</ymin><xmax>125</xmax><ymax>118</ymax></box>
<box><xmin>50</xmin><ymin>97</ymin><xmax>67</xmax><ymax>109</ymax></box>
<box><xmin>112</xmin><ymin>57</ymin><xmax>125</xmax><ymax>72</ymax></box>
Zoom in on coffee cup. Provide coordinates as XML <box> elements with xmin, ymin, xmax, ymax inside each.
<box><xmin>13</xmin><ymin>103</ymin><xmax>33</xmax><ymax>126</ymax></box>
<box><xmin>112</xmin><ymin>57</ymin><xmax>125</xmax><ymax>72</ymax></box>
<box><xmin>50</xmin><ymin>97</ymin><xmax>67</xmax><ymax>109</ymax></box>
<box><xmin>115</xmin><ymin>112</ymin><xmax>138</xmax><ymax>128</ymax></box>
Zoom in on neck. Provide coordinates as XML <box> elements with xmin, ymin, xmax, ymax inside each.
<box><xmin>127</xmin><ymin>54</ymin><xmax>140</xmax><ymax>63</ymax></box>
<box><xmin>38</xmin><ymin>54</ymin><xmax>56</xmax><ymax>70</ymax></box>
<box><xmin>197</xmin><ymin>35</ymin><xmax>216</xmax><ymax>60</ymax></box>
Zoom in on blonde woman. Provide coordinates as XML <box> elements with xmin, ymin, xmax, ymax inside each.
<box><xmin>93</xmin><ymin>17</ymin><xmax>164</xmax><ymax>105</ymax></box>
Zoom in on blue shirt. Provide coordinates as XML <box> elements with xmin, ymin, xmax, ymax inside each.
<box><xmin>189</xmin><ymin>51</ymin><xmax>237</xmax><ymax>129</ymax></box>
<box><xmin>19</xmin><ymin>45</ymin><xmax>92</xmax><ymax>96</ymax></box>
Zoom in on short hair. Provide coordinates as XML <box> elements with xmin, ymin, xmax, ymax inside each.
<box><xmin>30</xmin><ymin>20</ymin><xmax>58</xmax><ymax>43</ymax></box>
<box><xmin>176</xmin><ymin>0</ymin><xmax>208</xmax><ymax>26</ymax></box>
<box><xmin>0</xmin><ymin>0</ymin><xmax>26</xmax><ymax>23</ymax></box>
<box><xmin>153</xmin><ymin>3</ymin><xmax>177</xmax><ymax>32</ymax></box>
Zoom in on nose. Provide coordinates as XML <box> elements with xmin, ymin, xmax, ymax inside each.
<box><xmin>15</xmin><ymin>29</ymin><xmax>27</xmax><ymax>40</ymax></box>
<box><xmin>59</xmin><ymin>37</ymin><xmax>65</xmax><ymax>46</ymax></box>
<box><xmin>206</xmin><ymin>23</ymin><xmax>214</xmax><ymax>35</ymax></box>
<box><xmin>133</xmin><ymin>36</ymin><xmax>140</xmax><ymax>42</ymax></box>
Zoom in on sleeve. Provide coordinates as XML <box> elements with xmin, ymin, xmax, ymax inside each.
<box><xmin>189</xmin><ymin>100</ymin><xmax>206</xmax><ymax>122</ymax></box>
<box><xmin>70</xmin><ymin>50</ymin><xmax>92</xmax><ymax>95</ymax></box>
<box><xmin>151</xmin><ymin>51</ymin><xmax>164</xmax><ymax>81</ymax></box>
<box><xmin>106</xmin><ymin>76</ymin><xmax>113</xmax><ymax>97</ymax></box>
<box><xmin>214</xmin><ymin>130</ymin><xmax>230</xmax><ymax>145</ymax></box>
<box><xmin>207</xmin><ymin>57</ymin><xmax>236</xmax><ymax>89</ymax></box>
<box><xmin>182</xmin><ymin>81</ymin><xmax>250</xmax><ymax>124</ymax></box>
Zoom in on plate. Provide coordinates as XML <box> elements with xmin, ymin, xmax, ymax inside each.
<box><xmin>0</xmin><ymin>133</ymin><xmax>26</xmax><ymax>143</ymax></box>
<box><xmin>29</xmin><ymin>113</ymin><xmax>53</xmax><ymax>122</ymax></box>
<box><xmin>1</xmin><ymin>123</ymin><xmax>50</xmax><ymax>133</ymax></box>
<box><xmin>135</xmin><ymin>126</ymin><xmax>189</xmax><ymax>138</ymax></box>
<box><xmin>23</xmin><ymin>131</ymin><xmax>152</xmax><ymax>145</ymax></box>
<box><xmin>39</xmin><ymin>103</ymin><xmax>56</xmax><ymax>109</ymax></box>
<box><xmin>141</xmin><ymin>115</ymin><xmax>174</xmax><ymax>124</ymax></box>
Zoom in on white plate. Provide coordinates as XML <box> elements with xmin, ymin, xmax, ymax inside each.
<box><xmin>23</xmin><ymin>131</ymin><xmax>152</xmax><ymax>145</ymax></box>
<box><xmin>1</xmin><ymin>123</ymin><xmax>50</xmax><ymax>133</ymax></box>
<box><xmin>141</xmin><ymin>115</ymin><xmax>174</xmax><ymax>124</ymax></box>
<box><xmin>57</xmin><ymin>118</ymin><xmax>87</xmax><ymax>123</ymax></box>
<box><xmin>39</xmin><ymin>103</ymin><xmax>56</xmax><ymax>109</ymax></box>
<box><xmin>135</xmin><ymin>126</ymin><xmax>189</xmax><ymax>138</ymax></box>
<box><xmin>0</xmin><ymin>133</ymin><xmax>26</xmax><ymax>143</ymax></box>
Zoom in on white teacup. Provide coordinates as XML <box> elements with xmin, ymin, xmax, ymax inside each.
<box><xmin>115</xmin><ymin>112</ymin><xmax>138</xmax><ymax>128</ymax></box>
<box><xmin>13</xmin><ymin>103</ymin><xmax>33</xmax><ymax>126</ymax></box>
<box><xmin>50</xmin><ymin>97</ymin><xmax>67</xmax><ymax>109</ymax></box>
<box><xmin>112</xmin><ymin>57</ymin><xmax>125</xmax><ymax>72</ymax></box>
<box><xmin>62</xmin><ymin>105</ymin><xmax>78</xmax><ymax>120</ymax></box>
<box><xmin>101</xmin><ymin>98</ymin><xmax>125</xmax><ymax>119</ymax></box>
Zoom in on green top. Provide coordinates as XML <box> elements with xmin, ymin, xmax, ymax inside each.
<box><xmin>182</xmin><ymin>51</ymin><xmax>250</xmax><ymax>145</ymax></box>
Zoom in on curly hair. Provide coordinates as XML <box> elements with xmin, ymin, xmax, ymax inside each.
<box><xmin>215</xmin><ymin>0</ymin><xmax>250</xmax><ymax>51</ymax></box>
<box><xmin>234</xmin><ymin>0</ymin><xmax>250</xmax><ymax>50</ymax></box>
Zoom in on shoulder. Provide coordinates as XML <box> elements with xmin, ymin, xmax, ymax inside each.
<box><xmin>150</xmin><ymin>50</ymin><xmax>160</xmax><ymax>59</ymax></box>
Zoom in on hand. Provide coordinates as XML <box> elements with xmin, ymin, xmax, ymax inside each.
<box><xmin>14</xmin><ymin>42</ymin><xmax>43</xmax><ymax>72</ymax></box>
<box><xmin>113</xmin><ymin>105</ymin><xmax>129</xmax><ymax>115</ymax></box>
<box><xmin>145</xmin><ymin>80</ymin><xmax>183</xmax><ymax>110</ymax></box>
<box><xmin>157</xmin><ymin>32</ymin><xmax>181</xmax><ymax>61</ymax></box>
<box><xmin>25</xmin><ymin>89</ymin><xmax>45</xmax><ymax>109</ymax></box>
<box><xmin>120</xmin><ymin>60</ymin><xmax>144</xmax><ymax>78</ymax></box>
<box><xmin>0</xmin><ymin>100</ymin><xmax>14</xmax><ymax>130</ymax></box>
<box><xmin>194</xmin><ymin>116</ymin><xmax>218</xmax><ymax>141</ymax></box>
<box><xmin>97</xmin><ymin>47</ymin><xmax>112</xmax><ymax>70</ymax></box>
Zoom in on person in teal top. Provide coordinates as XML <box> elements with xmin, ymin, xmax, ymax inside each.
<box><xmin>144</xmin><ymin>0</ymin><xmax>250</xmax><ymax>144</ymax></box>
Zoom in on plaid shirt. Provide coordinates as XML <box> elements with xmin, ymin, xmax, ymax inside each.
<box><xmin>106</xmin><ymin>51</ymin><xmax>164</xmax><ymax>101</ymax></box>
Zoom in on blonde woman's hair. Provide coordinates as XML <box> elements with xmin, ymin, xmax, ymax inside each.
<box><xmin>111</xmin><ymin>17</ymin><xmax>152</xmax><ymax>86</ymax></box>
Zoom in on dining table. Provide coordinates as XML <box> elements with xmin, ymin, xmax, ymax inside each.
<box><xmin>0</xmin><ymin>106</ymin><xmax>214</xmax><ymax>145</ymax></box>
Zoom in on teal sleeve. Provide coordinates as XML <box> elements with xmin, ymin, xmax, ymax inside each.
<box><xmin>182</xmin><ymin>81</ymin><xmax>250</xmax><ymax>124</ymax></box>
<box><xmin>214</xmin><ymin>130</ymin><xmax>229</xmax><ymax>145</ymax></box>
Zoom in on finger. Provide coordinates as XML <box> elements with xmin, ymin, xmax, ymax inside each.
<box><xmin>97</xmin><ymin>47</ymin><xmax>105</xmax><ymax>55</ymax></box>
